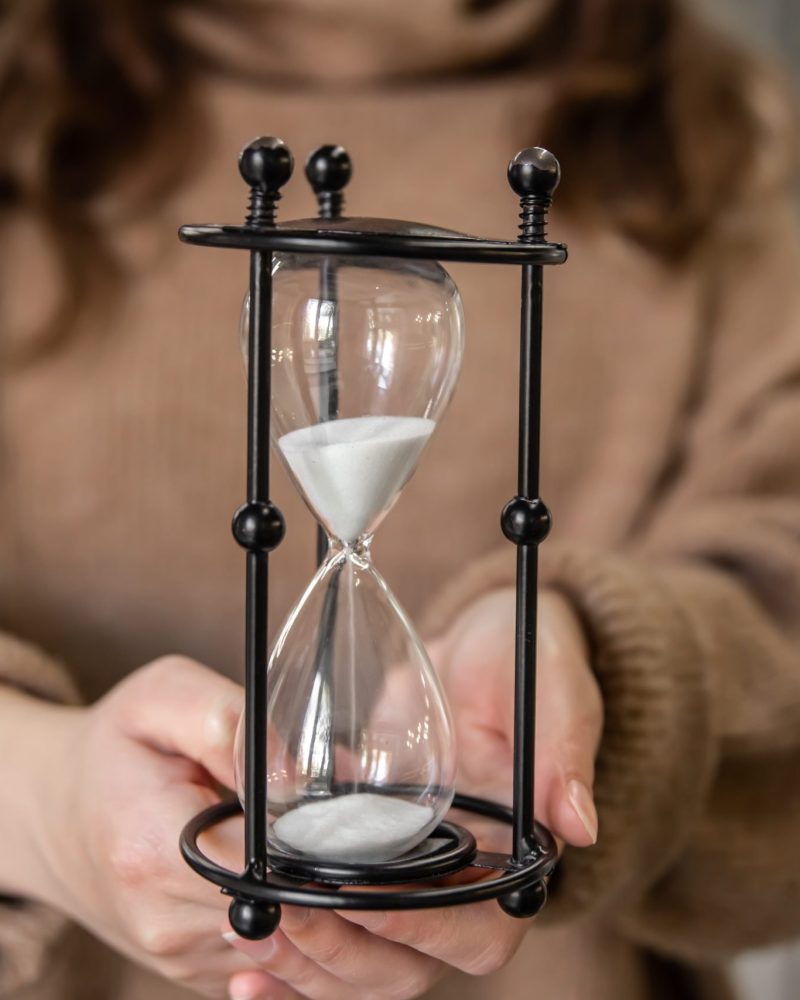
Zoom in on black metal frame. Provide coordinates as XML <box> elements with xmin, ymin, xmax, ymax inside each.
<box><xmin>179</xmin><ymin>138</ymin><xmax>566</xmax><ymax>940</ymax></box>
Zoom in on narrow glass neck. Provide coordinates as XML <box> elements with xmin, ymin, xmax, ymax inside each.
<box><xmin>325</xmin><ymin>533</ymin><xmax>374</xmax><ymax>564</ymax></box>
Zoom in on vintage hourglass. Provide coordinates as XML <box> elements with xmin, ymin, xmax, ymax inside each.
<box><xmin>234</xmin><ymin>247</ymin><xmax>465</xmax><ymax>866</ymax></box>
<box><xmin>180</xmin><ymin>137</ymin><xmax>565</xmax><ymax>938</ymax></box>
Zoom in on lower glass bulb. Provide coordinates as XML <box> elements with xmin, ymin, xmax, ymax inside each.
<box><xmin>233</xmin><ymin>542</ymin><xmax>456</xmax><ymax>864</ymax></box>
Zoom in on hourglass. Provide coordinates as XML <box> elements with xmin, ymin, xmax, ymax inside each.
<box><xmin>235</xmin><ymin>248</ymin><xmax>464</xmax><ymax>869</ymax></box>
<box><xmin>180</xmin><ymin>137</ymin><xmax>566</xmax><ymax>938</ymax></box>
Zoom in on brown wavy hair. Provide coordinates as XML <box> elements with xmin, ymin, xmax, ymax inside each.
<box><xmin>0</xmin><ymin>0</ymin><xmax>796</xmax><ymax>361</ymax></box>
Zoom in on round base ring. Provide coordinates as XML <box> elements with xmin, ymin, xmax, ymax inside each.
<box><xmin>180</xmin><ymin>793</ymin><xmax>557</xmax><ymax>930</ymax></box>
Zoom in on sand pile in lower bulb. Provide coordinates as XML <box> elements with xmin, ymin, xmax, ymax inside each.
<box><xmin>271</xmin><ymin>792</ymin><xmax>434</xmax><ymax>862</ymax></box>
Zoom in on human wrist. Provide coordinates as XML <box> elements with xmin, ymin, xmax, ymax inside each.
<box><xmin>0</xmin><ymin>685</ymin><xmax>84</xmax><ymax>905</ymax></box>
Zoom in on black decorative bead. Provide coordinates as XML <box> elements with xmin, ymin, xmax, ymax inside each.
<box><xmin>507</xmin><ymin>148</ymin><xmax>561</xmax><ymax>200</ymax></box>
<box><xmin>305</xmin><ymin>145</ymin><xmax>352</xmax><ymax>194</ymax></box>
<box><xmin>232</xmin><ymin>501</ymin><xmax>286</xmax><ymax>552</ymax></box>
<box><xmin>228</xmin><ymin>897</ymin><xmax>281</xmax><ymax>940</ymax></box>
<box><xmin>501</xmin><ymin>497</ymin><xmax>552</xmax><ymax>545</ymax></box>
<box><xmin>498</xmin><ymin>879</ymin><xmax>548</xmax><ymax>919</ymax></box>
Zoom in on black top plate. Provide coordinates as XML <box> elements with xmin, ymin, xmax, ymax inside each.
<box><xmin>179</xmin><ymin>216</ymin><xmax>567</xmax><ymax>266</ymax></box>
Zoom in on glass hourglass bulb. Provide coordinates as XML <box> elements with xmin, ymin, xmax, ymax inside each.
<box><xmin>235</xmin><ymin>252</ymin><xmax>465</xmax><ymax>864</ymax></box>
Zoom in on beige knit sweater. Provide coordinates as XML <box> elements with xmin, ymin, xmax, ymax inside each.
<box><xmin>2</xmin><ymin>4</ymin><xmax>800</xmax><ymax>999</ymax></box>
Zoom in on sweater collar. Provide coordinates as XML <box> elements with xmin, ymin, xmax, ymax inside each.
<box><xmin>180</xmin><ymin>0</ymin><xmax>555</xmax><ymax>86</ymax></box>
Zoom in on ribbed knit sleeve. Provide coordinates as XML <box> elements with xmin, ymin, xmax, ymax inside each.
<box><xmin>424</xmin><ymin>533</ymin><xmax>800</xmax><ymax>959</ymax></box>
<box><xmin>422</xmin><ymin>542</ymin><xmax>715</xmax><ymax>924</ymax></box>
<box><xmin>422</xmin><ymin>199</ymin><xmax>800</xmax><ymax>960</ymax></box>
<box><xmin>523</xmin><ymin>548</ymin><xmax>714</xmax><ymax>924</ymax></box>
<box><xmin>0</xmin><ymin>632</ymin><xmax>80</xmax><ymax>707</ymax></box>
<box><xmin>0</xmin><ymin>634</ymin><xmax>80</xmax><ymax>995</ymax></box>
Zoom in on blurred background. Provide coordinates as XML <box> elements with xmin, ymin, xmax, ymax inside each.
<box><xmin>723</xmin><ymin>0</ymin><xmax>799</xmax><ymax>68</ymax></box>
<box><xmin>713</xmin><ymin>4</ymin><xmax>800</xmax><ymax>999</ymax></box>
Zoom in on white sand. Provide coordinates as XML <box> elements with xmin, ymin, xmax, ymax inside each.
<box><xmin>278</xmin><ymin>416</ymin><xmax>434</xmax><ymax>543</ymax></box>
<box><xmin>271</xmin><ymin>792</ymin><xmax>435</xmax><ymax>862</ymax></box>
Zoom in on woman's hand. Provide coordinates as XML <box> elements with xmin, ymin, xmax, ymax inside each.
<box><xmin>437</xmin><ymin>587</ymin><xmax>603</xmax><ymax>849</ymax></box>
<box><xmin>224</xmin><ymin>588</ymin><xmax>602</xmax><ymax>1000</ymax></box>
<box><xmin>0</xmin><ymin>656</ymin><xmax>258</xmax><ymax>997</ymax></box>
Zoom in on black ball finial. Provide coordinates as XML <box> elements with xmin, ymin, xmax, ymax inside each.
<box><xmin>507</xmin><ymin>147</ymin><xmax>561</xmax><ymax>200</ymax></box>
<box><xmin>239</xmin><ymin>137</ymin><xmax>294</xmax><ymax>191</ymax></box>
<box><xmin>508</xmin><ymin>148</ymin><xmax>560</xmax><ymax>242</ymax></box>
<box><xmin>239</xmin><ymin>137</ymin><xmax>293</xmax><ymax>227</ymax></box>
<box><xmin>228</xmin><ymin>898</ymin><xmax>282</xmax><ymax>941</ymax></box>
<box><xmin>305</xmin><ymin>145</ymin><xmax>352</xmax><ymax>194</ymax></box>
<box><xmin>305</xmin><ymin>144</ymin><xmax>352</xmax><ymax>220</ymax></box>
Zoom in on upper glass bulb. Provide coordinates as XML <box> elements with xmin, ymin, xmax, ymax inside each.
<box><xmin>264</xmin><ymin>253</ymin><xmax>464</xmax><ymax>542</ymax></box>
<box><xmin>236</xmin><ymin>252</ymin><xmax>465</xmax><ymax>865</ymax></box>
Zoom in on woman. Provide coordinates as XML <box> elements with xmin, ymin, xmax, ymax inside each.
<box><xmin>0</xmin><ymin>1</ymin><xmax>798</xmax><ymax>999</ymax></box>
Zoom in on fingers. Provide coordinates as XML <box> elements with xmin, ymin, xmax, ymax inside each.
<box><xmin>157</xmin><ymin>927</ymin><xmax>259</xmax><ymax>987</ymax></box>
<box><xmin>339</xmin><ymin>894</ymin><xmax>528</xmax><ymax>978</ymax></box>
<box><xmin>100</xmin><ymin>764</ymin><xmax>244</xmax><ymax>925</ymax></box>
<box><xmin>559</xmin><ymin>778</ymin><xmax>599</xmax><ymax>847</ymax></box>
<box><xmin>98</xmin><ymin>890</ymin><xmax>259</xmax><ymax>997</ymax></box>
<box><xmin>534</xmin><ymin>682</ymin><xmax>600</xmax><ymax>849</ymax></box>
<box><xmin>441</xmin><ymin>585</ymin><xmax>602</xmax><ymax>851</ymax></box>
<box><xmin>283</xmin><ymin>905</ymin><xmax>441</xmax><ymax>995</ymax></box>
<box><xmin>224</xmin><ymin>928</ymin><xmax>363</xmax><ymax>999</ymax></box>
<box><xmin>534</xmin><ymin>591</ymin><xmax>603</xmax><ymax>848</ymax></box>
<box><xmin>224</xmin><ymin>906</ymin><xmax>443</xmax><ymax>1000</ymax></box>
<box><xmin>111</xmin><ymin>656</ymin><xmax>244</xmax><ymax>789</ymax></box>
<box><xmin>228</xmin><ymin>969</ymin><xmax>304</xmax><ymax>1000</ymax></box>
<box><xmin>535</xmin><ymin>739</ymin><xmax>599</xmax><ymax>847</ymax></box>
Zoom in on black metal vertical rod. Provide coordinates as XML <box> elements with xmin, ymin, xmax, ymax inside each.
<box><xmin>227</xmin><ymin>137</ymin><xmax>292</xmax><ymax>937</ymax></box>
<box><xmin>305</xmin><ymin>144</ymin><xmax>352</xmax><ymax>567</ymax></box>
<box><xmin>315</xmin><ymin>256</ymin><xmax>339</xmax><ymax>566</ymax></box>
<box><xmin>304</xmin><ymin>145</ymin><xmax>352</xmax><ymax>798</ymax></box>
<box><xmin>517</xmin><ymin>265</ymin><xmax>542</xmax><ymax>499</ymax></box>
<box><xmin>512</xmin><ymin>262</ymin><xmax>543</xmax><ymax>863</ymax></box>
<box><xmin>310</xmin><ymin>269</ymin><xmax>339</xmax><ymax>798</ymax></box>
<box><xmin>244</xmin><ymin>247</ymin><xmax>272</xmax><ymax>877</ymax></box>
<box><xmin>504</xmin><ymin>148</ymin><xmax>560</xmax><ymax>868</ymax></box>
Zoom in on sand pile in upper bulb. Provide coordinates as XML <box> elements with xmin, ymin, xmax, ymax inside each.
<box><xmin>279</xmin><ymin>415</ymin><xmax>434</xmax><ymax>542</ymax></box>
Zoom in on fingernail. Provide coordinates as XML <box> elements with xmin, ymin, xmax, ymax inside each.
<box><xmin>222</xmin><ymin>930</ymin><xmax>277</xmax><ymax>963</ymax></box>
<box><xmin>229</xmin><ymin>989</ymin><xmax>266</xmax><ymax>1000</ymax></box>
<box><xmin>228</xmin><ymin>971</ymin><xmax>274</xmax><ymax>1000</ymax></box>
<box><xmin>228</xmin><ymin>983</ymin><xmax>260</xmax><ymax>1000</ymax></box>
<box><xmin>567</xmin><ymin>779</ymin><xmax>598</xmax><ymax>844</ymax></box>
<box><xmin>249</xmin><ymin>938</ymin><xmax>277</xmax><ymax>962</ymax></box>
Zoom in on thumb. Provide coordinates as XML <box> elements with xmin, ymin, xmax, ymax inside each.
<box><xmin>111</xmin><ymin>655</ymin><xmax>244</xmax><ymax>791</ymax></box>
<box><xmin>534</xmin><ymin>598</ymin><xmax>601</xmax><ymax>849</ymax></box>
<box><xmin>536</xmin><ymin>759</ymin><xmax>598</xmax><ymax>850</ymax></box>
